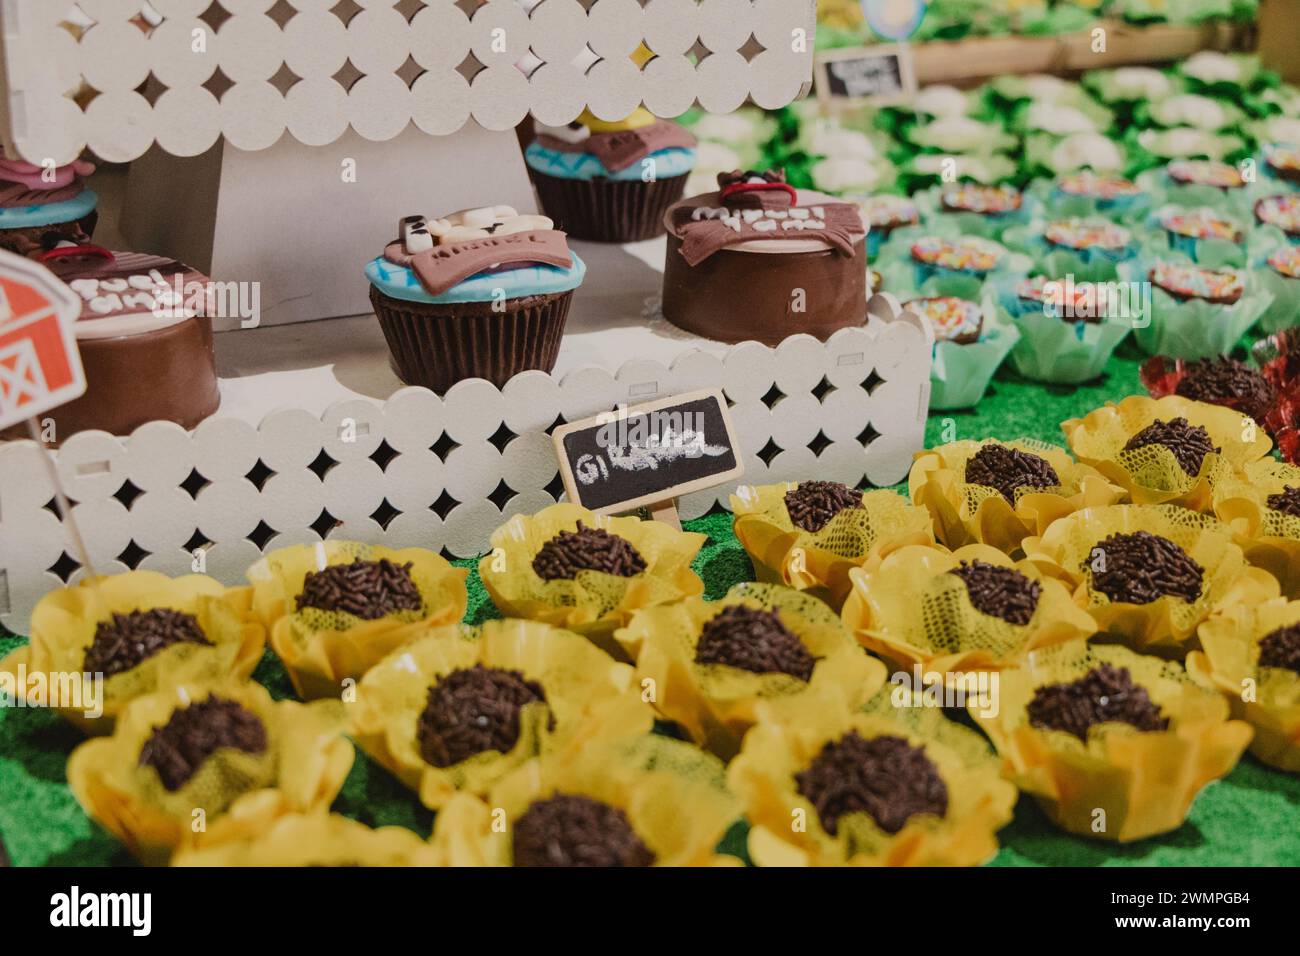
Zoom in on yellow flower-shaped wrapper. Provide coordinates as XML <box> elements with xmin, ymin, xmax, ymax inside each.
<box><xmin>616</xmin><ymin>583</ymin><xmax>887</xmax><ymax>760</ymax></box>
<box><xmin>731</xmin><ymin>484</ymin><xmax>934</xmax><ymax>609</ymax></box>
<box><xmin>427</xmin><ymin>734</ymin><xmax>742</xmax><ymax>867</ymax></box>
<box><xmin>1062</xmin><ymin>394</ymin><xmax>1271</xmax><ymax>511</ymax></box>
<box><xmin>1213</xmin><ymin>459</ymin><xmax>1300</xmax><ymax>599</ymax></box>
<box><xmin>908</xmin><ymin>439</ymin><xmax>1126</xmax><ymax>554</ymax></box>
<box><xmin>1189</xmin><ymin>601</ymin><xmax>1300</xmax><ymax>771</ymax></box>
<box><xmin>1023</xmin><ymin>504</ymin><xmax>1279</xmax><ymax>655</ymax></box>
<box><xmin>171</xmin><ymin>813</ymin><xmax>432</xmax><ymax>867</ymax></box>
<box><xmin>350</xmin><ymin>618</ymin><xmax>653</xmax><ymax>810</ymax></box>
<box><xmin>246</xmin><ymin>541</ymin><xmax>468</xmax><ymax>700</ymax></box>
<box><xmin>479</xmin><ymin>503</ymin><xmax>705</xmax><ymax>658</ymax></box>
<box><xmin>974</xmin><ymin>641</ymin><xmax>1253</xmax><ymax>842</ymax></box>
<box><xmin>843</xmin><ymin>544</ymin><xmax>1097</xmax><ymax>673</ymax></box>
<box><xmin>67</xmin><ymin>681</ymin><xmax>354</xmax><ymax>865</ymax></box>
<box><xmin>0</xmin><ymin>571</ymin><xmax>265</xmax><ymax>735</ymax></box>
<box><xmin>728</xmin><ymin>695</ymin><xmax>1016</xmax><ymax>866</ymax></box>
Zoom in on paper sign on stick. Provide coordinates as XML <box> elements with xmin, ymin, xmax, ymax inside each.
<box><xmin>0</xmin><ymin>249</ymin><xmax>85</xmax><ymax>431</ymax></box>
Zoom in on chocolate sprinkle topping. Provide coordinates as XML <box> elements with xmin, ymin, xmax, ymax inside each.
<box><xmin>1258</xmin><ymin>624</ymin><xmax>1300</xmax><ymax>674</ymax></box>
<box><xmin>531</xmin><ymin>522</ymin><xmax>648</xmax><ymax>580</ymax></box>
<box><xmin>1027</xmin><ymin>664</ymin><xmax>1169</xmax><ymax>741</ymax></box>
<box><xmin>512</xmin><ymin>794</ymin><xmax>655</xmax><ymax>867</ymax></box>
<box><xmin>138</xmin><ymin>695</ymin><xmax>268</xmax><ymax>792</ymax></box>
<box><xmin>296</xmin><ymin>558</ymin><xmax>423</xmax><ymax>620</ymax></box>
<box><xmin>82</xmin><ymin>608</ymin><xmax>212</xmax><ymax>677</ymax></box>
<box><xmin>1088</xmin><ymin>531</ymin><xmax>1204</xmax><ymax>605</ymax></box>
<box><xmin>783</xmin><ymin>480</ymin><xmax>864</xmax><ymax>533</ymax></box>
<box><xmin>964</xmin><ymin>443</ymin><xmax>1061</xmax><ymax>504</ymax></box>
<box><xmin>950</xmin><ymin>560</ymin><xmax>1042</xmax><ymax>626</ymax></box>
<box><xmin>1173</xmin><ymin>358</ymin><xmax>1275</xmax><ymax>423</ymax></box>
<box><xmin>1122</xmin><ymin>417</ymin><xmax>1220</xmax><ymax>476</ymax></box>
<box><xmin>416</xmin><ymin>665</ymin><xmax>548</xmax><ymax>768</ymax></box>
<box><xmin>795</xmin><ymin>732</ymin><xmax>948</xmax><ymax>836</ymax></box>
<box><xmin>1267</xmin><ymin>485</ymin><xmax>1300</xmax><ymax>518</ymax></box>
<box><xmin>693</xmin><ymin>605</ymin><xmax>816</xmax><ymax>681</ymax></box>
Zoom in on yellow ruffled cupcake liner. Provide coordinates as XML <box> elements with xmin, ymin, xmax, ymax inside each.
<box><xmin>349</xmin><ymin>618</ymin><xmax>653</xmax><ymax>810</ymax></box>
<box><xmin>908</xmin><ymin>439</ymin><xmax>1126</xmax><ymax>555</ymax></box>
<box><xmin>246</xmin><ymin>541</ymin><xmax>468</xmax><ymax>700</ymax></box>
<box><xmin>0</xmin><ymin>571</ymin><xmax>265</xmax><ymax>735</ymax></box>
<box><xmin>728</xmin><ymin>694</ymin><xmax>1016</xmax><ymax>866</ymax></box>
<box><xmin>730</xmin><ymin>484</ymin><xmax>934</xmax><ymax>609</ymax></box>
<box><xmin>1023</xmin><ymin>504</ymin><xmax>1279</xmax><ymax>655</ymax></box>
<box><xmin>1062</xmin><ymin>395</ymin><xmax>1272</xmax><ymax>511</ymax></box>
<box><xmin>615</xmin><ymin>582</ymin><xmax>887</xmax><ymax>760</ymax></box>
<box><xmin>974</xmin><ymin>641</ymin><xmax>1252</xmax><ymax>843</ymax></box>
<box><xmin>843</xmin><ymin>544</ymin><xmax>1097</xmax><ymax>673</ymax></box>
<box><xmin>1214</xmin><ymin>458</ymin><xmax>1300</xmax><ymax>600</ymax></box>
<box><xmin>479</xmin><ymin>503</ymin><xmax>706</xmax><ymax>659</ymax></box>
<box><xmin>67</xmin><ymin>681</ymin><xmax>353</xmax><ymax>865</ymax></box>
<box><xmin>171</xmin><ymin>813</ymin><xmax>433</xmax><ymax>866</ymax></box>
<box><xmin>1190</xmin><ymin>601</ymin><xmax>1300</xmax><ymax>772</ymax></box>
<box><xmin>427</xmin><ymin>733</ymin><xmax>742</xmax><ymax>867</ymax></box>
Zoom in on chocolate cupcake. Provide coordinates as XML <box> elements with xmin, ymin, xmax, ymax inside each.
<box><xmin>525</xmin><ymin>108</ymin><xmax>698</xmax><ymax>242</ymax></box>
<box><xmin>365</xmin><ymin>206</ymin><xmax>585</xmax><ymax>392</ymax></box>
<box><xmin>9</xmin><ymin>246</ymin><xmax>220</xmax><ymax>440</ymax></box>
<box><xmin>904</xmin><ymin>296</ymin><xmax>984</xmax><ymax>345</ymax></box>
<box><xmin>1148</xmin><ymin>260</ymin><xmax>1244</xmax><ymax>305</ymax></box>
<box><xmin>1170</xmin><ymin>357</ymin><xmax>1275</xmax><ymax>423</ymax></box>
<box><xmin>661</xmin><ymin>170</ymin><xmax>869</xmax><ymax>345</ymax></box>
<box><xmin>909</xmin><ymin>235</ymin><xmax>1006</xmax><ymax>277</ymax></box>
<box><xmin>0</xmin><ymin>151</ymin><xmax>98</xmax><ymax>257</ymax></box>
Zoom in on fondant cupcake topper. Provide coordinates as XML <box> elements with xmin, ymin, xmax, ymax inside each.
<box><xmin>535</xmin><ymin>120</ymin><xmax>698</xmax><ymax>175</ymax></box>
<box><xmin>717</xmin><ymin>169</ymin><xmax>798</xmax><ymax>209</ymax></box>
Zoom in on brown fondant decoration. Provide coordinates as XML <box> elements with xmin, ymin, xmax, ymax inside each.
<box><xmin>46</xmin><ymin>251</ymin><xmax>209</xmax><ymax>324</ymax></box>
<box><xmin>672</xmin><ymin>201</ymin><xmax>864</xmax><ymax>266</ymax></box>
<box><xmin>536</xmin><ymin>120</ymin><xmax>698</xmax><ymax>174</ymax></box>
<box><xmin>0</xmin><ymin>180</ymin><xmax>87</xmax><ymax>209</ymax></box>
<box><xmin>386</xmin><ymin>230</ymin><xmax>574</xmax><ymax>297</ymax></box>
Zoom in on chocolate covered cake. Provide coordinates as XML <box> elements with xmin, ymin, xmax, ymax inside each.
<box><xmin>18</xmin><ymin>247</ymin><xmax>220</xmax><ymax>440</ymax></box>
<box><xmin>661</xmin><ymin>171</ymin><xmax>869</xmax><ymax>346</ymax></box>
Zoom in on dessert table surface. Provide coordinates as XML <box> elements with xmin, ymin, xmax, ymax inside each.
<box><xmin>3</xmin><ymin>338</ymin><xmax>1299</xmax><ymax>867</ymax></box>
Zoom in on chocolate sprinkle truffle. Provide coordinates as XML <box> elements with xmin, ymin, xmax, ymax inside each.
<box><xmin>784</xmin><ymin>480</ymin><xmax>864</xmax><ymax>533</ymax></box>
<box><xmin>416</xmin><ymin>665</ymin><xmax>548</xmax><ymax>768</ymax></box>
<box><xmin>532</xmin><ymin>522</ymin><xmax>648</xmax><ymax>581</ymax></box>
<box><xmin>1087</xmin><ymin>531</ymin><xmax>1204</xmax><ymax>605</ymax></box>
<box><xmin>950</xmin><ymin>560</ymin><xmax>1042</xmax><ymax>626</ymax></box>
<box><xmin>1267</xmin><ymin>486</ymin><xmax>1300</xmax><ymax>518</ymax></box>
<box><xmin>693</xmin><ymin>605</ymin><xmax>816</xmax><ymax>681</ymax></box>
<box><xmin>82</xmin><ymin>608</ymin><xmax>212</xmax><ymax>677</ymax></box>
<box><xmin>1027</xmin><ymin>664</ymin><xmax>1169</xmax><ymax>741</ymax></box>
<box><xmin>964</xmin><ymin>443</ymin><xmax>1061</xmax><ymax>504</ymax></box>
<box><xmin>1173</xmin><ymin>358</ymin><xmax>1275</xmax><ymax>424</ymax></box>
<box><xmin>296</xmin><ymin>558</ymin><xmax>423</xmax><ymax>620</ymax></box>
<box><xmin>138</xmin><ymin>695</ymin><xmax>268</xmax><ymax>792</ymax></box>
<box><xmin>795</xmin><ymin>732</ymin><xmax>948</xmax><ymax>836</ymax></box>
<box><xmin>512</xmin><ymin>794</ymin><xmax>655</xmax><ymax>867</ymax></box>
<box><xmin>1121</xmin><ymin>417</ymin><xmax>1220</xmax><ymax>476</ymax></box>
<box><xmin>1258</xmin><ymin>624</ymin><xmax>1300</xmax><ymax>674</ymax></box>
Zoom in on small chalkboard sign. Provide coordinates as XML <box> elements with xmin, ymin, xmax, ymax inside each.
<box><xmin>815</xmin><ymin>44</ymin><xmax>916</xmax><ymax>107</ymax></box>
<box><xmin>552</xmin><ymin>389</ymin><xmax>745</xmax><ymax>521</ymax></box>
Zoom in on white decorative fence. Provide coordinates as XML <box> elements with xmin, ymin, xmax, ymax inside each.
<box><xmin>0</xmin><ymin>0</ymin><xmax>817</xmax><ymax>164</ymax></box>
<box><xmin>0</xmin><ymin>318</ymin><xmax>930</xmax><ymax>633</ymax></box>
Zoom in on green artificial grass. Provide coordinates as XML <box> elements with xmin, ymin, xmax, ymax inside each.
<box><xmin>3</xmin><ymin>339</ymin><xmax>1299</xmax><ymax>867</ymax></box>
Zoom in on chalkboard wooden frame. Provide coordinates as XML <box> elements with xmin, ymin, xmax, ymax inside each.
<box><xmin>814</xmin><ymin>44</ymin><xmax>918</xmax><ymax>109</ymax></box>
<box><xmin>552</xmin><ymin>389</ymin><xmax>745</xmax><ymax>516</ymax></box>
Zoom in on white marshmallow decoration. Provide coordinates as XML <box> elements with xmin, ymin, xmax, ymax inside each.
<box><xmin>401</xmin><ymin>215</ymin><xmax>434</xmax><ymax>253</ymax></box>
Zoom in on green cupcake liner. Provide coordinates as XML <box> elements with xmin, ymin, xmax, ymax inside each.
<box><xmin>1007</xmin><ymin>306</ymin><xmax>1133</xmax><ymax>384</ymax></box>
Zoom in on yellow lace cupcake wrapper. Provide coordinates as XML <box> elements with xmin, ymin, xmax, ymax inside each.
<box><xmin>843</xmin><ymin>543</ymin><xmax>1097</xmax><ymax>673</ymax></box>
<box><xmin>908</xmin><ymin>438</ymin><xmax>1126</xmax><ymax>555</ymax></box>
<box><xmin>1062</xmin><ymin>394</ymin><xmax>1271</xmax><ymax>510</ymax></box>
<box><xmin>428</xmin><ymin>734</ymin><xmax>742</xmax><ymax>867</ymax></box>
<box><xmin>974</xmin><ymin>640</ymin><xmax>1253</xmax><ymax>842</ymax></box>
<box><xmin>1191</xmin><ymin>600</ymin><xmax>1300</xmax><ymax>771</ymax></box>
<box><xmin>171</xmin><ymin>812</ymin><xmax>433</xmax><ymax>866</ymax></box>
<box><xmin>479</xmin><ymin>503</ymin><xmax>706</xmax><ymax>655</ymax></box>
<box><xmin>616</xmin><ymin>582</ymin><xmax>887</xmax><ymax>760</ymax></box>
<box><xmin>0</xmin><ymin>571</ymin><xmax>265</xmax><ymax>735</ymax></box>
<box><xmin>1023</xmin><ymin>503</ymin><xmax>1279</xmax><ymax>654</ymax></box>
<box><xmin>349</xmin><ymin>618</ymin><xmax>652</xmax><ymax>810</ymax></box>
<box><xmin>246</xmin><ymin>541</ymin><xmax>468</xmax><ymax>700</ymax></box>
<box><xmin>731</xmin><ymin>484</ymin><xmax>934</xmax><ymax>609</ymax></box>
<box><xmin>1214</xmin><ymin>458</ymin><xmax>1300</xmax><ymax>599</ymax></box>
<box><xmin>67</xmin><ymin>681</ymin><xmax>353</xmax><ymax>865</ymax></box>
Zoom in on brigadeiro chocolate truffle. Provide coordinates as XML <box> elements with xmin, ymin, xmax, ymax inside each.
<box><xmin>1267</xmin><ymin>485</ymin><xmax>1300</xmax><ymax>518</ymax></box>
<box><xmin>1172</xmin><ymin>358</ymin><xmax>1275</xmax><ymax>424</ymax></box>
<box><xmin>964</xmin><ymin>443</ymin><xmax>1061</xmax><ymax>504</ymax></box>
<box><xmin>1027</xmin><ymin>664</ymin><xmax>1169</xmax><ymax>740</ymax></box>
<box><xmin>783</xmin><ymin>480</ymin><xmax>864</xmax><ymax>533</ymax></box>
<box><xmin>1087</xmin><ymin>530</ymin><xmax>1204</xmax><ymax>605</ymax></box>
<box><xmin>83</xmin><ymin>608</ymin><xmax>212</xmax><ymax>678</ymax></box>
<box><xmin>296</xmin><ymin>558</ymin><xmax>423</xmax><ymax>620</ymax></box>
<box><xmin>1258</xmin><ymin>624</ymin><xmax>1300</xmax><ymax>674</ymax></box>
<box><xmin>532</xmin><ymin>522</ymin><xmax>648</xmax><ymax>581</ymax></box>
<box><xmin>137</xmin><ymin>695</ymin><xmax>268</xmax><ymax>792</ymax></box>
<box><xmin>512</xmin><ymin>794</ymin><xmax>655</xmax><ymax>867</ymax></box>
<box><xmin>950</xmin><ymin>560</ymin><xmax>1041</xmax><ymax>626</ymax></box>
<box><xmin>417</xmin><ymin>665</ymin><xmax>548</xmax><ymax>768</ymax></box>
<box><xmin>693</xmin><ymin>605</ymin><xmax>816</xmax><ymax>681</ymax></box>
<box><xmin>1122</xmin><ymin>417</ymin><xmax>1220</xmax><ymax>476</ymax></box>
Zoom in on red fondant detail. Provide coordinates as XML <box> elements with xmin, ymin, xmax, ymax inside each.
<box><xmin>38</xmin><ymin>244</ymin><xmax>115</xmax><ymax>264</ymax></box>
<box><xmin>719</xmin><ymin>181</ymin><xmax>799</xmax><ymax>205</ymax></box>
